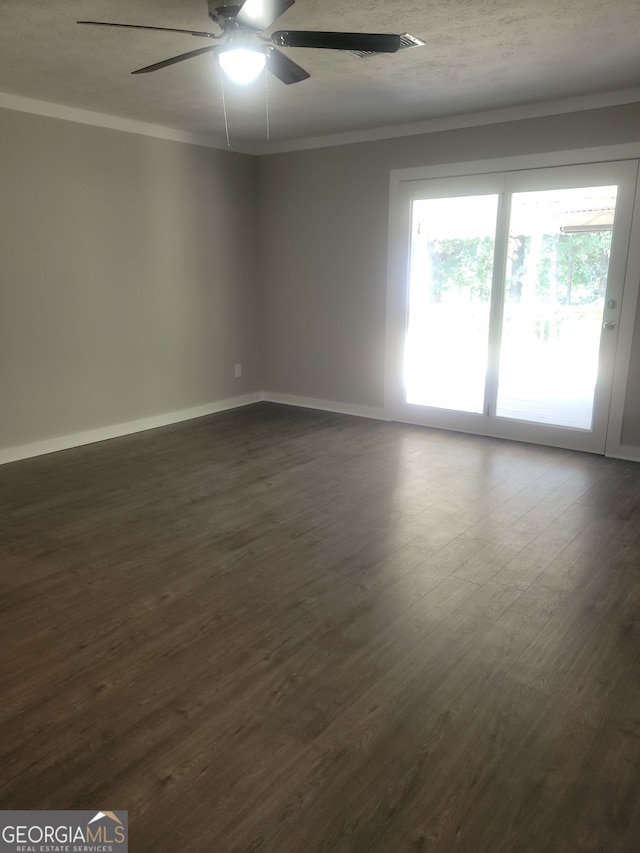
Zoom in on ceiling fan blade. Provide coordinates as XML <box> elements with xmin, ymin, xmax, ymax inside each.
<box><xmin>271</xmin><ymin>31</ymin><xmax>402</xmax><ymax>52</ymax></box>
<box><xmin>236</xmin><ymin>0</ymin><xmax>295</xmax><ymax>32</ymax></box>
<box><xmin>77</xmin><ymin>21</ymin><xmax>220</xmax><ymax>39</ymax></box>
<box><xmin>131</xmin><ymin>45</ymin><xmax>218</xmax><ymax>74</ymax></box>
<box><xmin>266</xmin><ymin>47</ymin><xmax>310</xmax><ymax>84</ymax></box>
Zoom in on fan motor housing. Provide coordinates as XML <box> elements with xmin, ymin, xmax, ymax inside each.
<box><xmin>207</xmin><ymin>2</ymin><xmax>242</xmax><ymax>26</ymax></box>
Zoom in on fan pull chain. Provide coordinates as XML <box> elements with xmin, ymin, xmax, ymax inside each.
<box><xmin>265</xmin><ymin>61</ymin><xmax>270</xmax><ymax>142</ymax></box>
<box><xmin>219</xmin><ymin>63</ymin><xmax>231</xmax><ymax>149</ymax></box>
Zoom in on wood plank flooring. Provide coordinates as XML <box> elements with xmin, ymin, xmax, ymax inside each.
<box><xmin>1</xmin><ymin>402</ymin><xmax>640</xmax><ymax>852</ymax></box>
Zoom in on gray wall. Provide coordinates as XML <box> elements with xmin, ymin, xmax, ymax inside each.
<box><xmin>258</xmin><ymin>103</ymin><xmax>640</xmax><ymax>444</ymax></box>
<box><xmin>3</xmin><ymin>101</ymin><xmax>640</xmax><ymax>456</ymax></box>
<box><xmin>0</xmin><ymin>109</ymin><xmax>261</xmax><ymax>451</ymax></box>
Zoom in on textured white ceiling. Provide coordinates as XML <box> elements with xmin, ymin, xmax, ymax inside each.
<box><xmin>2</xmin><ymin>0</ymin><xmax>640</xmax><ymax>148</ymax></box>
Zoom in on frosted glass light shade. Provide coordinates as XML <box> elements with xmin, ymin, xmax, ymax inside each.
<box><xmin>218</xmin><ymin>48</ymin><xmax>266</xmax><ymax>85</ymax></box>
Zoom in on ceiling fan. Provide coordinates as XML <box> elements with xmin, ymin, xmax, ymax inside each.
<box><xmin>78</xmin><ymin>0</ymin><xmax>403</xmax><ymax>86</ymax></box>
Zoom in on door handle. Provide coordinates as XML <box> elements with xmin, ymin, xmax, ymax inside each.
<box><xmin>603</xmin><ymin>321</ymin><xmax>617</xmax><ymax>330</ymax></box>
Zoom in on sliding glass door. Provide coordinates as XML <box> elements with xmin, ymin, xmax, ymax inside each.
<box><xmin>392</xmin><ymin>162</ymin><xmax>638</xmax><ymax>452</ymax></box>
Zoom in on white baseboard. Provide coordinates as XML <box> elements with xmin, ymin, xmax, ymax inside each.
<box><xmin>0</xmin><ymin>392</ymin><xmax>263</xmax><ymax>465</ymax></box>
<box><xmin>606</xmin><ymin>444</ymin><xmax>640</xmax><ymax>463</ymax></box>
<box><xmin>263</xmin><ymin>391</ymin><xmax>389</xmax><ymax>422</ymax></box>
<box><xmin>5</xmin><ymin>391</ymin><xmax>636</xmax><ymax>465</ymax></box>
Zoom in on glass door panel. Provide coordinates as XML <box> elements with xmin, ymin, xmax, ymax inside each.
<box><xmin>496</xmin><ymin>186</ymin><xmax>617</xmax><ymax>429</ymax></box>
<box><xmin>405</xmin><ymin>194</ymin><xmax>499</xmax><ymax>413</ymax></box>
<box><xmin>391</xmin><ymin>160</ymin><xmax>638</xmax><ymax>453</ymax></box>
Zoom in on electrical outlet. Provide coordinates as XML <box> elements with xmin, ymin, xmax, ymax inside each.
<box><xmin>234</xmin><ymin>363</ymin><xmax>242</xmax><ymax>378</ymax></box>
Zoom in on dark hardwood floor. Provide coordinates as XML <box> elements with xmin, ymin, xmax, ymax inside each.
<box><xmin>1</xmin><ymin>402</ymin><xmax>640</xmax><ymax>852</ymax></box>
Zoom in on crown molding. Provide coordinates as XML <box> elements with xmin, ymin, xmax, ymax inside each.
<box><xmin>254</xmin><ymin>87</ymin><xmax>640</xmax><ymax>154</ymax></box>
<box><xmin>2</xmin><ymin>86</ymin><xmax>640</xmax><ymax>157</ymax></box>
<box><xmin>0</xmin><ymin>91</ymin><xmax>261</xmax><ymax>155</ymax></box>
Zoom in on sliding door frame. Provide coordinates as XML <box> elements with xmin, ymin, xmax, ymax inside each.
<box><xmin>385</xmin><ymin>143</ymin><xmax>640</xmax><ymax>457</ymax></box>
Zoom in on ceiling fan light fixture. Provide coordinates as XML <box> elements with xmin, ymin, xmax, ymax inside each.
<box><xmin>218</xmin><ymin>46</ymin><xmax>266</xmax><ymax>84</ymax></box>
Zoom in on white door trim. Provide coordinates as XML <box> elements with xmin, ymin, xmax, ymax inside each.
<box><xmin>385</xmin><ymin>143</ymin><xmax>640</xmax><ymax>456</ymax></box>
